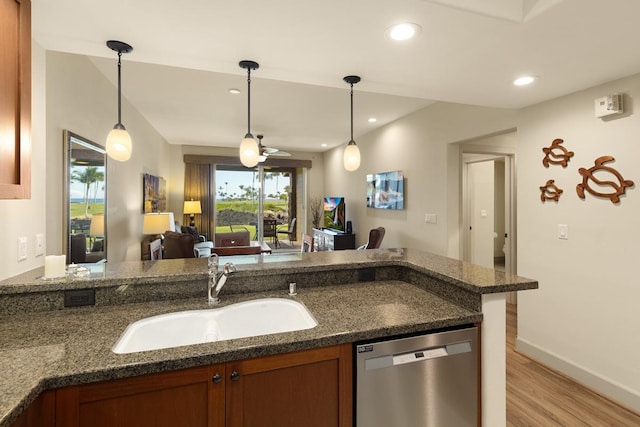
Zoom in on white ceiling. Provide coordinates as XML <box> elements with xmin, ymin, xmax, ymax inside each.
<box><xmin>33</xmin><ymin>0</ymin><xmax>640</xmax><ymax>152</ymax></box>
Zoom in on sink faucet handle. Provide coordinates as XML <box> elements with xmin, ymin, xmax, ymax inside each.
<box><xmin>208</xmin><ymin>254</ymin><xmax>219</xmax><ymax>275</ymax></box>
<box><xmin>223</xmin><ymin>262</ymin><xmax>237</xmax><ymax>275</ymax></box>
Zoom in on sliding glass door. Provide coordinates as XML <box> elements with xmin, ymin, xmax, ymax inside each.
<box><xmin>214</xmin><ymin>165</ymin><xmax>295</xmax><ymax>247</ymax></box>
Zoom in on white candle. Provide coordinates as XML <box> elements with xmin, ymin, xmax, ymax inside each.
<box><xmin>44</xmin><ymin>255</ymin><xmax>66</xmax><ymax>279</ymax></box>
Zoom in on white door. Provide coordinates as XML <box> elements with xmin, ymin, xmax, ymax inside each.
<box><xmin>468</xmin><ymin>161</ymin><xmax>495</xmax><ymax>269</ymax></box>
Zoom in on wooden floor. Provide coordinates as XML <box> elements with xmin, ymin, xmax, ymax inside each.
<box><xmin>506</xmin><ymin>303</ymin><xmax>640</xmax><ymax>426</ymax></box>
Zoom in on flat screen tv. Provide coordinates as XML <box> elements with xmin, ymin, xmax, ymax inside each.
<box><xmin>323</xmin><ymin>197</ymin><xmax>346</xmax><ymax>232</ymax></box>
<box><xmin>366</xmin><ymin>170</ymin><xmax>404</xmax><ymax>210</ymax></box>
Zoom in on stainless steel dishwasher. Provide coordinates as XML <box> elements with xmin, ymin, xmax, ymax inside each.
<box><xmin>355</xmin><ymin>325</ymin><xmax>478</xmax><ymax>427</ymax></box>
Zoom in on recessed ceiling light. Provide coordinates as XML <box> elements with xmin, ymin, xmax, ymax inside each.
<box><xmin>321</xmin><ymin>143</ymin><xmax>327</xmax><ymax>147</ymax></box>
<box><xmin>513</xmin><ymin>76</ymin><xmax>537</xmax><ymax>86</ymax></box>
<box><xmin>368</xmin><ymin>117</ymin><xmax>377</xmax><ymax>123</ymax></box>
<box><xmin>228</xmin><ymin>88</ymin><xmax>241</xmax><ymax>94</ymax></box>
<box><xmin>386</xmin><ymin>23</ymin><xmax>421</xmax><ymax>41</ymax></box>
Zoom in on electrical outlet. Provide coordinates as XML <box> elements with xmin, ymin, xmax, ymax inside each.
<box><xmin>18</xmin><ymin>237</ymin><xmax>27</xmax><ymax>261</ymax></box>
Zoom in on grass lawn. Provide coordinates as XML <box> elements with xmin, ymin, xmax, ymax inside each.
<box><xmin>70</xmin><ymin>202</ymin><xmax>104</xmax><ymax>218</ymax></box>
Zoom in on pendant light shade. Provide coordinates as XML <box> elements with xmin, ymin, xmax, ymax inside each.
<box><xmin>106</xmin><ymin>126</ymin><xmax>132</xmax><ymax>162</ymax></box>
<box><xmin>344</xmin><ymin>141</ymin><xmax>360</xmax><ymax>172</ymax></box>
<box><xmin>343</xmin><ymin>75</ymin><xmax>361</xmax><ymax>171</ymax></box>
<box><xmin>106</xmin><ymin>40</ymin><xmax>133</xmax><ymax>162</ymax></box>
<box><xmin>239</xmin><ymin>60</ymin><xmax>260</xmax><ymax>168</ymax></box>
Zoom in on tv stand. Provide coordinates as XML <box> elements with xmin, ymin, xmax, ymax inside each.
<box><xmin>312</xmin><ymin>228</ymin><xmax>356</xmax><ymax>251</ymax></box>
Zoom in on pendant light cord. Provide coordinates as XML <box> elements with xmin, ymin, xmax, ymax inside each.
<box><xmin>350</xmin><ymin>82</ymin><xmax>354</xmax><ymax>142</ymax></box>
<box><xmin>247</xmin><ymin>68</ymin><xmax>252</xmax><ymax>135</ymax></box>
<box><xmin>117</xmin><ymin>51</ymin><xmax>122</xmax><ymax>126</ymax></box>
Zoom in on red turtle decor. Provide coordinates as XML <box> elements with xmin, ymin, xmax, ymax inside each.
<box><xmin>576</xmin><ymin>156</ymin><xmax>634</xmax><ymax>203</ymax></box>
<box><xmin>539</xmin><ymin>179</ymin><xmax>563</xmax><ymax>202</ymax></box>
<box><xmin>542</xmin><ymin>138</ymin><xmax>574</xmax><ymax>167</ymax></box>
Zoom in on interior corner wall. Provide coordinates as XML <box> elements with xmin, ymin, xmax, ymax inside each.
<box><xmin>323</xmin><ymin>102</ymin><xmax>517</xmax><ymax>253</ymax></box>
<box><xmin>517</xmin><ymin>72</ymin><xmax>640</xmax><ymax>410</ymax></box>
<box><xmin>45</xmin><ymin>51</ymin><xmax>173</xmax><ymax>263</ymax></box>
<box><xmin>0</xmin><ymin>41</ymin><xmax>47</xmax><ymax>281</ymax></box>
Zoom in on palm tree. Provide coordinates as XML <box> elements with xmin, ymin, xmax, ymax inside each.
<box><xmin>72</xmin><ymin>167</ymin><xmax>103</xmax><ymax>217</ymax></box>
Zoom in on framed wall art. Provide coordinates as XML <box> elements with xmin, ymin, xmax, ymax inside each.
<box><xmin>366</xmin><ymin>170</ymin><xmax>405</xmax><ymax>210</ymax></box>
<box><xmin>143</xmin><ymin>173</ymin><xmax>167</xmax><ymax>213</ymax></box>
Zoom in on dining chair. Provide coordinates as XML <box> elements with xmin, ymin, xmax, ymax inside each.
<box><xmin>263</xmin><ymin>219</ymin><xmax>279</xmax><ymax>248</ymax></box>
<box><xmin>277</xmin><ymin>218</ymin><xmax>296</xmax><ymax>247</ymax></box>
<box><xmin>301</xmin><ymin>234</ymin><xmax>314</xmax><ymax>253</ymax></box>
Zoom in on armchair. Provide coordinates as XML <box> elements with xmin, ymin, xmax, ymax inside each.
<box><xmin>180</xmin><ymin>226</ymin><xmax>213</xmax><ymax>257</ymax></box>
<box><xmin>163</xmin><ymin>231</ymin><xmax>196</xmax><ymax>259</ymax></box>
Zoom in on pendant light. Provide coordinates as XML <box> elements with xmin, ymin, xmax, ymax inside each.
<box><xmin>105</xmin><ymin>40</ymin><xmax>133</xmax><ymax>162</ymax></box>
<box><xmin>343</xmin><ymin>75</ymin><xmax>361</xmax><ymax>171</ymax></box>
<box><xmin>239</xmin><ymin>60</ymin><xmax>260</xmax><ymax>168</ymax></box>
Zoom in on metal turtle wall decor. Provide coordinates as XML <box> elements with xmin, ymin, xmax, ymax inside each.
<box><xmin>540</xmin><ymin>179</ymin><xmax>564</xmax><ymax>202</ymax></box>
<box><xmin>542</xmin><ymin>138</ymin><xmax>574</xmax><ymax>168</ymax></box>
<box><xmin>576</xmin><ymin>155</ymin><xmax>634</xmax><ymax>203</ymax></box>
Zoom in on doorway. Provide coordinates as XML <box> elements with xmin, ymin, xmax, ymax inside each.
<box><xmin>214</xmin><ymin>165</ymin><xmax>296</xmax><ymax>247</ymax></box>
<box><xmin>460</xmin><ymin>132</ymin><xmax>517</xmax><ymax>303</ymax></box>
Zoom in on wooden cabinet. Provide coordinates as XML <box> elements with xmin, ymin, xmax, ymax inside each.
<box><xmin>49</xmin><ymin>344</ymin><xmax>351</xmax><ymax>427</ymax></box>
<box><xmin>10</xmin><ymin>390</ymin><xmax>55</xmax><ymax>427</ymax></box>
<box><xmin>226</xmin><ymin>344</ymin><xmax>352</xmax><ymax>427</ymax></box>
<box><xmin>0</xmin><ymin>0</ymin><xmax>31</xmax><ymax>199</ymax></box>
<box><xmin>313</xmin><ymin>228</ymin><xmax>356</xmax><ymax>251</ymax></box>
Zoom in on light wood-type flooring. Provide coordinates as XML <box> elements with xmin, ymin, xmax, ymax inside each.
<box><xmin>506</xmin><ymin>303</ymin><xmax>640</xmax><ymax>426</ymax></box>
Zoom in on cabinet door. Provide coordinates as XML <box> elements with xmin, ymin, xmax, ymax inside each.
<box><xmin>0</xmin><ymin>0</ymin><xmax>31</xmax><ymax>199</ymax></box>
<box><xmin>9</xmin><ymin>390</ymin><xmax>55</xmax><ymax>427</ymax></box>
<box><xmin>56</xmin><ymin>364</ymin><xmax>225</xmax><ymax>427</ymax></box>
<box><xmin>226</xmin><ymin>344</ymin><xmax>352</xmax><ymax>427</ymax></box>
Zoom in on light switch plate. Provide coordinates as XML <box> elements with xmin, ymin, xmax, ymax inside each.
<box><xmin>558</xmin><ymin>224</ymin><xmax>569</xmax><ymax>240</ymax></box>
<box><xmin>18</xmin><ymin>237</ymin><xmax>27</xmax><ymax>261</ymax></box>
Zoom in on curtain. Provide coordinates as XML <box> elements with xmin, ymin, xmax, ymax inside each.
<box><xmin>183</xmin><ymin>163</ymin><xmax>214</xmax><ymax>238</ymax></box>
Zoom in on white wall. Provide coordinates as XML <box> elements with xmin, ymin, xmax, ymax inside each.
<box><xmin>517</xmin><ymin>73</ymin><xmax>640</xmax><ymax>410</ymax></box>
<box><xmin>325</xmin><ymin>73</ymin><xmax>640</xmax><ymax>411</ymax></box>
<box><xmin>324</xmin><ymin>102</ymin><xmax>517</xmax><ymax>253</ymax></box>
<box><xmin>45</xmin><ymin>52</ymin><xmax>173</xmax><ymax>262</ymax></box>
<box><xmin>0</xmin><ymin>41</ymin><xmax>47</xmax><ymax>281</ymax></box>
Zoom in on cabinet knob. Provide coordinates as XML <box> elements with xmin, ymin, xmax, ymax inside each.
<box><xmin>212</xmin><ymin>373</ymin><xmax>222</xmax><ymax>384</ymax></box>
<box><xmin>230</xmin><ymin>370</ymin><xmax>240</xmax><ymax>381</ymax></box>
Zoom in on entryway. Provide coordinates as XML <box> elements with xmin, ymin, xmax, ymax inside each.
<box><xmin>460</xmin><ymin>130</ymin><xmax>517</xmax><ymax>302</ymax></box>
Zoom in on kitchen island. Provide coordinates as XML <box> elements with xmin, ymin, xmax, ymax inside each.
<box><xmin>0</xmin><ymin>248</ymin><xmax>537</xmax><ymax>426</ymax></box>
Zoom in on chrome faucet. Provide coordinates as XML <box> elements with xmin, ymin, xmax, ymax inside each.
<box><xmin>208</xmin><ymin>255</ymin><xmax>237</xmax><ymax>304</ymax></box>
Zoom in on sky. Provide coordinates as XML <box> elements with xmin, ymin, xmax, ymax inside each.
<box><xmin>215</xmin><ymin>170</ymin><xmax>290</xmax><ymax>200</ymax></box>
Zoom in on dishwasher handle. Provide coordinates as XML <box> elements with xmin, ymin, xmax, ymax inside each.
<box><xmin>363</xmin><ymin>341</ymin><xmax>472</xmax><ymax>371</ymax></box>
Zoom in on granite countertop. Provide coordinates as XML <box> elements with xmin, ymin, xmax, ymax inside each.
<box><xmin>0</xmin><ymin>248</ymin><xmax>537</xmax><ymax>295</ymax></box>
<box><xmin>0</xmin><ymin>248</ymin><xmax>538</xmax><ymax>426</ymax></box>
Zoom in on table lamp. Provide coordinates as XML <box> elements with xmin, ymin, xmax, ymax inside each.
<box><xmin>183</xmin><ymin>200</ymin><xmax>202</xmax><ymax>226</ymax></box>
<box><xmin>142</xmin><ymin>212</ymin><xmax>174</xmax><ymax>238</ymax></box>
<box><xmin>89</xmin><ymin>214</ymin><xmax>105</xmax><ymax>236</ymax></box>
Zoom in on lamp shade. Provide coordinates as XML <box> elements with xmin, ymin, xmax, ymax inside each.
<box><xmin>343</xmin><ymin>142</ymin><xmax>361</xmax><ymax>172</ymax></box>
<box><xmin>239</xmin><ymin>136</ymin><xmax>260</xmax><ymax>167</ymax></box>
<box><xmin>183</xmin><ymin>200</ymin><xmax>202</xmax><ymax>215</ymax></box>
<box><xmin>142</xmin><ymin>212</ymin><xmax>174</xmax><ymax>235</ymax></box>
<box><xmin>89</xmin><ymin>214</ymin><xmax>105</xmax><ymax>236</ymax></box>
<box><xmin>106</xmin><ymin>127</ymin><xmax>132</xmax><ymax>161</ymax></box>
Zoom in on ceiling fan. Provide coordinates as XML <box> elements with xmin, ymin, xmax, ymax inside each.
<box><xmin>257</xmin><ymin>134</ymin><xmax>291</xmax><ymax>162</ymax></box>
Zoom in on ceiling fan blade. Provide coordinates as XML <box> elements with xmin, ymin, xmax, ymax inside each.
<box><xmin>268</xmin><ymin>150</ymin><xmax>291</xmax><ymax>157</ymax></box>
<box><xmin>264</xmin><ymin>147</ymin><xmax>279</xmax><ymax>154</ymax></box>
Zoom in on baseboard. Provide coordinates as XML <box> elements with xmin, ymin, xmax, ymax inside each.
<box><xmin>516</xmin><ymin>337</ymin><xmax>640</xmax><ymax>412</ymax></box>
